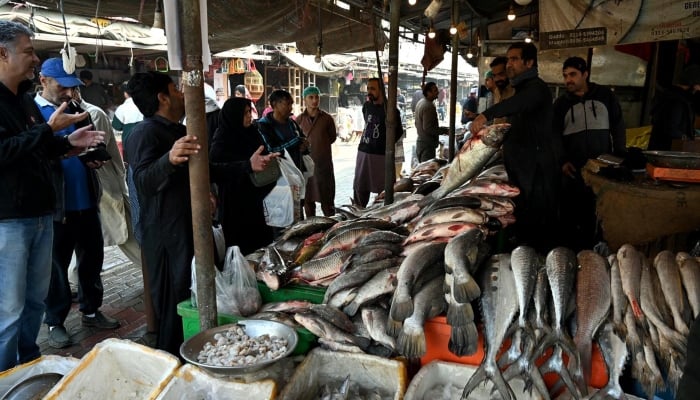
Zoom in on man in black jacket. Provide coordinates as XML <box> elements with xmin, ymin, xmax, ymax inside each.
<box><xmin>0</xmin><ymin>21</ymin><xmax>104</xmax><ymax>371</ymax></box>
<box><xmin>470</xmin><ymin>42</ymin><xmax>563</xmax><ymax>253</ymax></box>
<box><xmin>553</xmin><ymin>56</ymin><xmax>626</xmax><ymax>251</ymax></box>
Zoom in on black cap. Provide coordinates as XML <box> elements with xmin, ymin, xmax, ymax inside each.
<box><xmin>563</xmin><ymin>56</ymin><xmax>587</xmax><ymax>73</ymax></box>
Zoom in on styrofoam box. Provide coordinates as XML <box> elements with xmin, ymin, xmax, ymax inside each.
<box><xmin>406</xmin><ymin>361</ymin><xmax>646</xmax><ymax>400</ymax></box>
<box><xmin>155</xmin><ymin>364</ymin><xmax>277</xmax><ymax>400</ymax></box>
<box><xmin>44</xmin><ymin>338</ymin><xmax>180</xmax><ymax>400</ymax></box>
<box><xmin>277</xmin><ymin>348</ymin><xmax>407</xmax><ymax>400</ymax></box>
<box><xmin>0</xmin><ymin>355</ymin><xmax>79</xmax><ymax>397</ymax></box>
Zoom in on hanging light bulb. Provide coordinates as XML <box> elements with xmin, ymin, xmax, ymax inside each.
<box><xmin>408</xmin><ymin>0</ymin><xmax>417</xmax><ymax>5</ymax></box>
<box><xmin>507</xmin><ymin>5</ymin><xmax>516</xmax><ymax>21</ymax></box>
<box><xmin>524</xmin><ymin>31</ymin><xmax>532</xmax><ymax>43</ymax></box>
<box><xmin>315</xmin><ymin>46</ymin><xmax>322</xmax><ymax>63</ymax></box>
<box><xmin>467</xmin><ymin>48</ymin><xmax>473</xmax><ymax>59</ymax></box>
<box><xmin>428</xmin><ymin>24</ymin><xmax>436</xmax><ymax>39</ymax></box>
<box><xmin>450</xmin><ymin>25</ymin><xmax>457</xmax><ymax>35</ymax></box>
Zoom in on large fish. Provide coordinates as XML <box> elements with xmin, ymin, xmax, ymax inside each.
<box><xmin>293</xmin><ymin>250</ymin><xmax>349</xmax><ymax>283</ymax></box>
<box><xmin>343</xmin><ymin>267</ymin><xmax>399</xmax><ymax>317</ymax></box>
<box><xmin>573</xmin><ymin>250</ymin><xmax>611</xmax><ymax>394</ymax></box>
<box><xmin>425</xmin><ymin>123</ymin><xmax>511</xmax><ymax>202</ymax></box>
<box><xmin>450</xmin><ymin>180</ymin><xmax>521</xmax><ymax>198</ymax></box>
<box><xmin>395</xmin><ymin>276</ymin><xmax>445</xmax><ymax>358</ymax></box>
<box><xmin>443</xmin><ymin>229</ymin><xmax>484</xmax><ymax>303</ymax></box>
<box><xmin>294</xmin><ymin>311</ymin><xmax>369</xmax><ymax>349</ymax></box>
<box><xmin>278</xmin><ymin>215</ymin><xmax>337</xmax><ymax>242</ymax></box>
<box><xmin>461</xmin><ymin>253</ymin><xmax>518</xmax><ymax>400</ymax></box>
<box><xmin>322</xmin><ymin>258</ymin><xmax>400</xmax><ymax>303</ymax></box>
<box><xmin>390</xmin><ymin>241</ymin><xmax>447</xmax><ymax>321</ymax></box>
<box><xmin>323</xmin><ymin>217</ymin><xmax>398</xmax><ymax>242</ymax></box>
<box><xmin>403</xmin><ymin>222</ymin><xmax>482</xmax><ymax>246</ymax></box>
<box><xmin>444</xmin><ymin>272</ymin><xmax>479</xmax><ymax>356</ymax></box>
<box><xmin>617</xmin><ymin>244</ymin><xmax>644</xmax><ymax>322</ymax></box>
<box><xmin>314</xmin><ymin>227</ymin><xmax>378</xmax><ymax>259</ymax></box>
<box><xmin>363</xmin><ymin>194</ymin><xmax>424</xmax><ymax>225</ymax></box>
<box><xmin>361</xmin><ymin>306</ymin><xmax>396</xmax><ymax>351</ymax></box>
<box><xmin>677</xmin><ymin>252</ymin><xmax>700</xmax><ymax>318</ymax></box>
<box><xmin>609</xmin><ymin>254</ymin><xmax>628</xmax><ymax>338</ymax></box>
<box><xmin>590</xmin><ymin>323</ymin><xmax>629</xmax><ymax>400</ymax></box>
<box><xmin>653</xmin><ymin>250</ymin><xmax>689</xmax><ymax>335</ymax></box>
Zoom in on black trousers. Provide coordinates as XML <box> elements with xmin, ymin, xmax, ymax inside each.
<box><xmin>44</xmin><ymin>209</ymin><xmax>104</xmax><ymax>326</ymax></box>
<box><xmin>678</xmin><ymin>316</ymin><xmax>700</xmax><ymax>399</ymax></box>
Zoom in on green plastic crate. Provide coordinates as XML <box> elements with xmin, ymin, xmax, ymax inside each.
<box><xmin>178</xmin><ymin>287</ymin><xmax>326</xmax><ymax>356</ymax></box>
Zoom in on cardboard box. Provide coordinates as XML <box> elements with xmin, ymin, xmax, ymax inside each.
<box><xmin>155</xmin><ymin>364</ymin><xmax>276</xmax><ymax>400</ymax></box>
<box><xmin>277</xmin><ymin>348</ymin><xmax>407</xmax><ymax>400</ymax></box>
<box><xmin>44</xmin><ymin>338</ymin><xmax>179</xmax><ymax>400</ymax></box>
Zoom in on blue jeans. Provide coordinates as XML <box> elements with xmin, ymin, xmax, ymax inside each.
<box><xmin>0</xmin><ymin>215</ymin><xmax>53</xmax><ymax>371</ymax></box>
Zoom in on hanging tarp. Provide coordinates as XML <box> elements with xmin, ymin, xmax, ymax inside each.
<box><xmin>539</xmin><ymin>0</ymin><xmax>700</xmax><ymax>50</ymax></box>
<box><xmin>282</xmin><ymin>52</ymin><xmax>356</xmax><ymax>76</ymax></box>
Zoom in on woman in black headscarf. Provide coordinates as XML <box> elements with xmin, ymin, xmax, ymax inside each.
<box><xmin>210</xmin><ymin>97</ymin><xmax>278</xmax><ymax>254</ymax></box>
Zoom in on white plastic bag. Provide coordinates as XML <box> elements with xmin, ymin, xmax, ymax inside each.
<box><xmin>302</xmin><ymin>154</ymin><xmax>315</xmax><ymax>180</ymax></box>
<box><xmin>264</xmin><ymin>156</ymin><xmax>305</xmax><ymax>227</ymax></box>
<box><xmin>216</xmin><ymin>246</ymin><xmax>261</xmax><ymax>316</ymax></box>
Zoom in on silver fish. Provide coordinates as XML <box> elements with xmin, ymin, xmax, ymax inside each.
<box><xmin>444</xmin><ymin>229</ymin><xmax>484</xmax><ymax>303</ymax></box>
<box><xmin>294</xmin><ymin>311</ymin><xmax>368</xmax><ymax>349</ymax></box>
<box><xmin>295</xmin><ymin>251</ymin><xmax>349</xmax><ymax>283</ymax></box>
<box><xmin>390</xmin><ymin>241</ymin><xmax>447</xmax><ymax>321</ymax></box>
<box><xmin>323</xmin><ymin>217</ymin><xmax>398</xmax><ymax>242</ymax></box>
<box><xmin>361</xmin><ymin>306</ymin><xmax>396</xmax><ymax>351</ymax></box>
<box><xmin>609</xmin><ymin>254</ymin><xmax>628</xmax><ymax>338</ymax></box>
<box><xmin>322</xmin><ymin>258</ymin><xmax>400</xmax><ymax>303</ymax></box>
<box><xmin>653</xmin><ymin>250</ymin><xmax>689</xmax><ymax>335</ymax></box>
<box><xmin>461</xmin><ymin>253</ymin><xmax>518</xmax><ymax>400</ymax></box>
<box><xmin>343</xmin><ymin>267</ymin><xmax>399</xmax><ymax>317</ymax></box>
<box><xmin>573</xmin><ymin>250</ymin><xmax>611</xmax><ymax>394</ymax></box>
<box><xmin>677</xmin><ymin>252</ymin><xmax>700</xmax><ymax>318</ymax></box>
<box><xmin>617</xmin><ymin>244</ymin><xmax>644</xmax><ymax>322</ymax></box>
<box><xmin>589</xmin><ymin>323</ymin><xmax>628</xmax><ymax>400</ymax></box>
<box><xmin>427</xmin><ymin>123</ymin><xmax>511</xmax><ymax>201</ymax></box>
<box><xmin>310</xmin><ymin>304</ymin><xmax>356</xmax><ymax>333</ymax></box>
<box><xmin>403</xmin><ymin>222</ymin><xmax>482</xmax><ymax>246</ymax></box>
<box><xmin>315</xmin><ymin>228</ymin><xmax>378</xmax><ymax>259</ymax></box>
<box><xmin>413</xmin><ymin>207</ymin><xmax>488</xmax><ymax>230</ymax></box>
<box><xmin>363</xmin><ymin>194</ymin><xmax>424</xmax><ymax>225</ymax></box>
<box><xmin>278</xmin><ymin>216</ymin><xmax>337</xmax><ymax>242</ymax></box>
<box><xmin>396</xmin><ymin>276</ymin><xmax>445</xmax><ymax>358</ymax></box>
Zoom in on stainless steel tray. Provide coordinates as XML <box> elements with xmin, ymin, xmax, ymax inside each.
<box><xmin>644</xmin><ymin>150</ymin><xmax>700</xmax><ymax>170</ymax></box>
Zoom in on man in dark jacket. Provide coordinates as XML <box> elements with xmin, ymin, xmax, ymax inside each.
<box><xmin>553</xmin><ymin>56</ymin><xmax>626</xmax><ymax>251</ymax></box>
<box><xmin>0</xmin><ymin>20</ymin><xmax>104</xmax><ymax>371</ymax></box>
<box><xmin>124</xmin><ymin>71</ymin><xmax>200</xmax><ymax>356</ymax></box>
<box><xmin>470</xmin><ymin>42</ymin><xmax>563</xmax><ymax>253</ymax></box>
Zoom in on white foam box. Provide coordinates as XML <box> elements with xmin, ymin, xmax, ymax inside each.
<box><xmin>0</xmin><ymin>355</ymin><xmax>79</xmax><ymax>397</ymax></box>
<box><xmin>405</xmin><ymin>361</ymin><xmax>646</xmax><ymax>400</ymax></box>
<box><xmin>155</xmin><ymin>364</ymin><xmax>277</xmax><ymax>400</ymax></box>
<box><xmin>277</xmin><ymin>348</ymin><xmax>407</xmax><ymax>400</ymax></box>
<box><xmin>44</xmin><ymin>338</ymin><xmax>180</xmax><ymax>400</ymax></box>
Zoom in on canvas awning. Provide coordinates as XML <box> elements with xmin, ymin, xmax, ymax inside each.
<box><xmin>281</xmin><ymin>52</ymin><xmax>356</xmax><ymax>76</ymax></box>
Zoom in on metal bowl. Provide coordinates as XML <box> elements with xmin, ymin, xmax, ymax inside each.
<box><xmin>644</xmin><ymin>150</ymin><xmax>700</xmax><ymax>170</ymax></box>
<box><xmin>179</xmin><ymin>320</ymin><xmax>298</xmax><ymax>375</ymax></box>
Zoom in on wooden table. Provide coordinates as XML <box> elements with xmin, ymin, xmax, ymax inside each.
<box><xmin>582</xmin><ymin>161</ymin><xmax>700</xmax><ymax>250</ymax></box>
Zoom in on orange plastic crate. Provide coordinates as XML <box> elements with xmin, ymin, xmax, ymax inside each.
<box><xmin>420</xmin><ymin>316</ymin><xmax>608</xmax><ymax>389</ymax></box>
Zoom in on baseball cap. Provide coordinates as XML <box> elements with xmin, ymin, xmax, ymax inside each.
<box><xmin>40</xmin><ymin>58</ymin><xmax>83</xmax><ymax>88</ymax></box>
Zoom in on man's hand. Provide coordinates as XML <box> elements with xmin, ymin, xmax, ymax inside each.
<box><xmin>169</xmin><ymin>135</ymin><xmax>200</xmax><ymax>165</ymax></box>
<box><xmin>67</xmin><ymin>125</ymin><xmax>106</xmax><ymax>148</ymax></box>
<box><xmin>249</xmin><ymin>145</ymin><xmax>280</xmax><ymax>172</ymax></box>
<box><xmin>470</xmin><ymin>114</ymin><xmax>487</xmax><ymax>135</ymax></box>
<box><xmin>47</xmin><ymin>102</ymin><xmax>89</xmax><ymax>132</ymax></box>
<box><xmin>562</xmin><ymin>161</ymin><xmax>577</xmax><ymax>178</ymax></box>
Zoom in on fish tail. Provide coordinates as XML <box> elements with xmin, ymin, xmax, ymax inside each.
<box><xmin>396</xmin><ymin>323</ymin><xmax>427</xmax><ymax>358</ymax></box>
<box><xmin>448</xmin><ymin>323</ymin><xmax>478</xmax><ymax>356</ymax></box>
<box><xmin>447</xmin><ymin>302</ymin><xmax>473</xmax><ymax>327</ymax></box>
<box><xmin>613</xmin><ymin>321</ymin><xmax>628</xmax><ymax>340</ymax></box>
<box><xmin>385</xmin><ymin>316</ymin><xmax>402</xmax><ymax>338</ymax></box>
<box><xmin>389</xmin><ymin>298</ymin><xmax>414</xmax><ymax>322</ymax></box>
<box><xmin>453</xmin><ymin>278</ymin><xmax>481</xmax><ymax>303</ymax></box>
<box><xmin>461</xmin><ymin>364</ymin><xmax>487</xmax><ymax>399</ymax></box>
<box><xmin>575</xmin><ymin>340</ymin><xmax>592</xmax><ymax>395</ymax></box>
<box><xmin>666</xmin><ymin>354</ymin><xmax>685</xmax><ymax>396</ymax></box>
<box><xmin>342</xmin><ymin>301</ymin><xmax>360</xmax><ymax>317</ymax></box>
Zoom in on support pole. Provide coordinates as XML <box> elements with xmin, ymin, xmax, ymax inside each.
<box><xmin>180</xmin><ymin>0</ymin><xmax>217</xmax><ymax>331</ymax></box>
<box><xmin>448</xmin><ymin>0</ymin><xmax>459</xmax><ymax>161</ymax></box>
<box><xmin>384</xmin><ymin>0</ymin><xmax>401</xmax><ymax>205</ymax></box>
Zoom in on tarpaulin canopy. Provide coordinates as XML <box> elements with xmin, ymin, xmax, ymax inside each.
<box><xmin>282</xmin><ymin>52</ymin><xmax>357</xmax><ymax>76</ymax></box>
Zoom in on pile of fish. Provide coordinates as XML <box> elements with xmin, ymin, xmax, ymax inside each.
<box><xmin>459</xmin><ymin>245</ymin><xmax>699</xmax><ymax>400</ymax></box>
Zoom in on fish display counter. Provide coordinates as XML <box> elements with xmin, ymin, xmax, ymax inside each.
<box><xmin>582</xmin><ymin>159</ymin><xmax>700</xmax><ymax>250</ymax></box>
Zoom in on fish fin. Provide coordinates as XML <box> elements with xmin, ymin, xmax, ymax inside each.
<box><xmin>385</xmin><ymin>317</ymin><xmax>402</xmax><ymax>338</ymax></box>
<box><xmin>453</xmin><ymin>277</ymin><xmax>481</xmax><ymax>303</ymax></box>
<box><xmin>573</xmin><ymin>340</ymin><xmax>592</xmax><ymax>396</ymax></box>
<box><xmin>389</xmin><ymin>297</ymin><xmax>414</xmax><ymax>322</ymax></box>
<box><xmin>342</xmin><ymin>301</ymin><xmax>360</xmax><ymax>317</ymax></box>
<box><xmin>396</xmin><ymin>322</ymin><xmax>426</xmax><ymax>358</ymax></box>
<box><xmin>448</xmin><ymin>323</ymin><xmax>478</xmax><ymax>356</ymax></box>
<box><xmin>460</xmin><ymin>364</ymin><xmax>487</xmax><ymax>400</ymax></box>
<box><xmin>446</xmin><ymin>302</ymin><xmax>474</xmax><ymax>327</ymax></box>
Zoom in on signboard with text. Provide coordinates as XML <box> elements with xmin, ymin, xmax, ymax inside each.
<box><xmin>540</xmin><ymin>0</ymin><xmax>700</xmax><ymax>50</ymax></box>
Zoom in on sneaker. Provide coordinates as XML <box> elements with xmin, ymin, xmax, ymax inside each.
<box><xmin>81</xmin><ymin>310</ymin><xmax>120</xmax><ymax>329</ymax></box>
<box><xmin>48</xmin><ymin>326</ymin><xmax>71</xmax><ymax>349</ymax></box>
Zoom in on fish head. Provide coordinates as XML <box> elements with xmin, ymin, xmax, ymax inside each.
<box><xmin>480</xmin><ymin>123</ymin><xmax>511</xmax><ymax>147</ymax></box>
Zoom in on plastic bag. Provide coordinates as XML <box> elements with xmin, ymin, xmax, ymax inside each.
<box><xmin>302</xmin><ymin>154</ymin><xmax>315</xmax><ymax>180</ymax></box>
<box><xmin>216</xmin><ymin>246</ymin><xmax>261</xmax><ymax>316</ymax></box>
<box><xmin>264</xmin><ymin>155</ymin><xmax>305</xmax><ymax>227</ymax></box>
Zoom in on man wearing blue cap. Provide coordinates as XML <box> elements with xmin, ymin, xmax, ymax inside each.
<box><xmin>0</xmin><ymin>20</ymin><xmax>104</xmax><ymax>371</ymax></box>
<box><xmin>296</xmin><ymin>86</ymin><xmax>337</xmax><ymax>216</ymax></box>
<box><xmin>35</xmin><ymin>58</ymin><xmax>119</xmax><ymax>349</ymax></box>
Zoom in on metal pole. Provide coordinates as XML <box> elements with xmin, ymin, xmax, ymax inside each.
<box><xmin>180</xmin><ymin>0</ymin><xmax>217</xmax><ymax>331</ymax></box>
<box><xmin>384</xmin><ymin>0</ymin><xmax>401</xmax><ymax>205</ymax></box>
<box><xmin>448</xmin><ymin>0</ymin><xmax>459</xmax><ymax>161</ymax></box>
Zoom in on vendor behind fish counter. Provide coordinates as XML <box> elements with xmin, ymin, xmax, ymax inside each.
<box><xmin>470</xmin><ymin>42</ymin><xmax>563</xmax><ymax>254</ymax></box>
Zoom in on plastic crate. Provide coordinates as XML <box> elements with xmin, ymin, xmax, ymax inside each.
<box><xmin>257</xmin><ymin>281</ymin><xmax>326</xmax><ymax>304</ymax></box>
<box><xmin>177</xmin><ymin>300</ymin><xmax>317</xmax><ymax>355</ymax></box>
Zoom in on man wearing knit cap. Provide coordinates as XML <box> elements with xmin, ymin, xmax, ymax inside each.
<box><xmin>296</xmin><ymin>86</ymin><xmax>337</xmax><ymax>216</ymax></box>
<box><xmin>552</xmin><ymin>56</ymin><xmax>626</xmax><ymax>251</ymax></box>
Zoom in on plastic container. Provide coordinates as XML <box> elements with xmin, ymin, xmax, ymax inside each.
<box><xmin>257</xmin><ymin>282</ymin><xmax>326</xmax><ymax>304</ymax></box>
<box><xmin>177</xmin><ymin>300</ymin><xmax>317</xmax><ymax>355</ymax></box>
<box><xmin>43</xmin><ymin>338</ymin><xmax>180</xmax><ymax>400</ymax></box>
<box><xmin>155</xmin><ymin>364</ymin><xmax>277</xmax><ymax>400</ymax></box>
<box><xmin>420</xmin><ymin>316</ymin><xmax>609</xmax><ymax>389</ymax></box>
<box><xmin>277</xmin><ymin>348</ymin><xmax>407</xmax><ymax>400</ymax></box>
<box><xmin>0</xmin><ymin>356</ymin><xmax>79</xmax><ymax>398</ymax></box>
